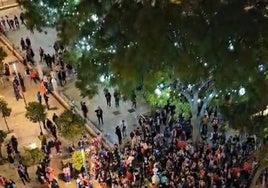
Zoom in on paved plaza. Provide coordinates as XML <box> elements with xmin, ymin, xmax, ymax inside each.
<box><xmin>0</xmin><ymin>5</ymin><xmax>150</xmax><ymax>188</ymax></box>
<box><xmin>1</xmin><ymin>6</ymin><xmax>151</xmax><ymax>146</ymax></box>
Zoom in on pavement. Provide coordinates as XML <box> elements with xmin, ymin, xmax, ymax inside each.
<box><xmin>0</xmin><ymin>6</ymin><xmax>151</xmax><ymax>146</ymax></box>
<box><xmin>0</xmin><ymin>5</ymin><xmax>151</xmax><ymax>188</ymax></box>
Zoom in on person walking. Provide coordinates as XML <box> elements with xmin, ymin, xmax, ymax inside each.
<box><xmin>115</xmin><ymin>126</ymin><xmax>122</xmax><ymax>145</ymax></box>
<box><xmin>105</xmin><ymin>91</ymin><xmax>111</xmax><ymax>107</ymax></box>
<box><xmin>37</xmin><ymin>91</ymin><xmax>42</xmax><ymax>104</ymax></box>
<box><xmin>121</xmin><ymin>120</ymin><xmax>127</xmax><ymax>137</ymax></box>
<box><xmin>95</xmin><ymin>106</ymin><xmax>103</xmax><ymax>125</ymax></box>
<box><xmin>80</xmin><ymin>102</ymin><xmax>88</xmax><ymax>119</ymax></box>
<box><xmin>18</xmin><ymin>163</ymin><xmax>30</xmax><ymax>181</ymax></box>
<box><xmin>17</xmin><ymin>166</ymin><xmax>30</xmax><ymax>185</ymax></box>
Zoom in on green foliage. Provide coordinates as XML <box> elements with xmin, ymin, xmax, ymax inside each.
<box><xmin>0</xmin><ymin>130</ymin><xmax>7</xmax><ymax>144</ymax></box>
<box><xmin>25</xmin><ymin>102</ymin><xmax>47</xmax><ymax>123</ymax></box>
<box><xmin>0</xmin><ymin>47</ymin><xmax>7</xmax><ymax>74</ymax></box>
<box><xmin>22</xmin><ymin>148</ymin><xmax>45</xmax><ymax>166</ymax></box>
<box><xmin>55</xmin><ymin>110</ymin><xmax>84</xmax><ymax>142</ymax></box>
<box><xmin>21</xmin><ymin>0</ymin><xmax>268</xmax><ymax>134</ymax></box>
<box><xmin>0</xmin><ymin>97</ymin><xmax>11</xmax><ymax>118</ymax></box>
<box><xmin>71</xmin><ymin>150</ymin><xmax>83</xmax><ymax>171</ymax></box>
<box><xmin>145</xmin><ymin>88</ymin><xmax>171</xmax><ymax>108</ymax></box>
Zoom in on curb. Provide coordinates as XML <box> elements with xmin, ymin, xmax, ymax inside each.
<box><xmin>0</xmin><ymin>3</ymin><xmax>19</xmax><ymax>11</ymax></box>
<box><xmin>0</xmin><ymin>34</ymin><xmax>112</xmax><ymax>150</ymax></box>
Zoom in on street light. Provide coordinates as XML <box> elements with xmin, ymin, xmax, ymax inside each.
<box><xmin>12</xmin><ymin>61</ymin><xmax>27</xmax><ymax>107</ymax></box>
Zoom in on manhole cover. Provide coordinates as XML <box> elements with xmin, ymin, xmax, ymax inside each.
<box><xmin>113</xmin><ymin>111</ymin><xmax>120</xmax><ymax>115</ymax></box>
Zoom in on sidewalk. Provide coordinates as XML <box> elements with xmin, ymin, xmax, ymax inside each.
<box><xmin>1</xmin><ymin>6</ymin><xmax>151</xmax><ymax>146</ymax></box>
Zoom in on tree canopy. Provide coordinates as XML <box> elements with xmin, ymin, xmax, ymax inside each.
<box><xmin>20</xmin><ymin>0</ymin><xmax>268</xmax><ymax>132</ymax></box>
<box><xmin>55</xmin><ymin>110</ymin><xmax>85</xmax><ymax>142</ymax></box>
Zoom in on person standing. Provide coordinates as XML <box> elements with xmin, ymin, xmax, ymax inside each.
<box><xmin>18</xmin><ymin>163</ymin><xmax>30</xmax><ymax>181</ymax></box>
<box><xmin>25</xmin><ymin>37</ymin><xmax>31</xmax><ymax>48</ymax></box>
<box><xmin>115</xmin><ymin>126</ymin><xmax>122</xmax><ymax>145</ymax></box>
<box><xmin>80</xmin><ymin>102</ymin><xmax>88</xmax><ymax>119</ymax></box>
<box><xmin>10</xmin><ymin>135</ymin><xmax>19</xmax><ymax>153</ymax></box>
<box><xmin>18</xmin><ymin>73</ymin><xmax>26</xmax><ymax>92</ymax></box>
<box><xmin>20</xmin><ymin>38</ymin><xmax>26</xmax><ymax>50</ymax></box>
<box><xmin>37</xmin><ymin>91</ymin><xmax>42</xmax><ymax>104</ymax></box>
<box><xmin>121</xmin><ymin>120</ymin><xmax>127</xmax><ymax>137</ymax></box>
<box><xmin>114</xmin><ymin>90</ymin><xmax>120</xmax><ymax>108</ymax></box>
<box><xmin>95</xmin><ymin>106</ymin><xmax>103</xmax><ymax>125</ymax></box>
<box><xmin>17</xmin><ymin>166</ymin><xmax>30</xmax><ymax>185</ymax></box>
<box><xmin>39</xmin><ymin>47</ymin><xmax>44</xmax><ymax>62</ymax></box>
<box><xmin>52</xmin><ymin>113</ymin><xmax>58</xmax><ymax>123</ymax></box>
<box><xmin>105</xmin><ymin>91</ymin><xmax>111</xmax><ymax>107</ymax></box>
<box><xmin>63</xmin><ymin>164</ymin><xmax>71</xmax><ymax>183</ymax></box>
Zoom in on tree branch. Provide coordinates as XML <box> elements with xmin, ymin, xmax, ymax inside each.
<box><xmin>199</xmin><ymin>89</ymin><xmax>216</xmax><ymax>117</ymax></box>
<box><xmin>181</xmin><ymin>90</ymin><xmax>192</xmax><ymax>104</ymax></box>
<box><xmin>196</xmin><ymin>77</ymin><xmax>214</xmax><ymax>95</ymax></box>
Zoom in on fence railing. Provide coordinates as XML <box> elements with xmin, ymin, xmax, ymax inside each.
<box><xmin>0</xmin><ymin>0</ymin><xmax>18</xmax><ymax>8</ymax></box>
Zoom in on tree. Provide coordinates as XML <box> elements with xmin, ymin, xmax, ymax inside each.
<box><xmin>22</xmin><ymin>148</ymin><xmax>45</xmax><ymax>166</ymax></box>
<box><xmin>0</xmin><ymin>97</ymin><xmax>12</xmax><ymax>132</ymax></box>
<box><xmin>0</xmin><ymin>47</ymin><xmax>7</xmax><ymax>85</ymax></box>
<box><xmin>20</xmin><ymin>0</ymin><xmax>268</xmax><ymax>143</ymax></box>
<box><xmin>0</xmin><ymin>130</ymin><xmax>7</xmax><ymax>159</ymax></box>
<box><xmin>25</xmin><ymin>102</ymin><xmax>47</xmax><ymax>135</ymax></box>
<box><xmin>55</xmin><ymin>110</ymin><xmax>84</xmax><ymax>145</ymax></box>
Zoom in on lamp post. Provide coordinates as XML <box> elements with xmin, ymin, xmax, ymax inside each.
<box><xmin>12</xmin><ymin>61</ymin><xmax>27</xmax><ymax>107</ymax></box>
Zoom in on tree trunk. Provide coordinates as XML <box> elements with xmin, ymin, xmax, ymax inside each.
<box><xmin>250</xmin><ymin>165</ymin><xmax>268</xmax><ymax>188</ymax></box>
<box><xmin>38</xmin><ymin>121</ymin><xmax>43</xmax><ymax>135</ymax></box>
<box><xmin>0</xmin><ymin>143</ymin><xmax>3</xmax><ymax>159</ymax></box>
<box><xmin>3</xmin><ymin>115</ymin><xmax>10</xmax><ymax>132</ymax></box>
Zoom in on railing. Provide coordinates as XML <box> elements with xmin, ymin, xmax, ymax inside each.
<box><xmin>0</xmin><ymin>0</ymin><xmax>18</xmax><ymax>8</ymax></box>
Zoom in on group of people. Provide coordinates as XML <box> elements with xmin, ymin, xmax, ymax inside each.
<box><xmin>82</xmin><ymin>104</ymin><xmax>260</xmax><ymax>188</ymax></box>
<box><xmin>0</xmin><ymin>14</ymin><xmax>22</xmax><ymax>35</ymax></box>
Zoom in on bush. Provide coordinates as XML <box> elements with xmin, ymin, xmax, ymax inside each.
<box><xmin>22</xmin><ymin>148</ymin><xmax>45</xmax><ymax>166</ymax></box>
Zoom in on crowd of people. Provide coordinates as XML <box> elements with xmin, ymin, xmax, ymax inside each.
<box><xmin>83</xmin><ymin>104</ymin><xmax>260</xmax><ymax>188</ymax></box>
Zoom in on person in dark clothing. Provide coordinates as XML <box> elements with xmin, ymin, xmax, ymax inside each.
<box><xmin>18</xmin><ymin>163</ymin><xmax>30</xmax><ymax>181</ymax></box>
<box><xmin>58</xmin><ymin>68</ymin><xmax>66</xmax><ymax>86</ymax></box>
<box><xmin>17</xmin><ymin>165</ymin><xmax>30</xmax><ymax>185</ymax></box>
<box><xmin>80</xmin><ymin>102</ymin><xmax>88</xmax><ymax>119</ymax></box>
<box><xmin>19</xmin><ymin>13</ymin><xmax>25</xmax><ymax>25</ymax></box>
<box><xmin>10</xmin><ymin>135</ymin><xmax>19</xmax><ymax>153</ymax></box>
<box><xmin>105</xmin><ymin>91</ymin><xmax>112</xmax><ymax>107</ymax></box>
<box><xmin>95</xmin><ymin>106</ymin><xmax>104</xmax><ymax>125</ymax></box>
<box><xmin>46</xmin><ymin>119</ymin><xmax>53</xmax><ymax>130</ymax></box>
<box><xmin>50</xmin><ymin>124</ymin><xmax>58</xmax><ymax>140</ymax></box>
<box><xmin>44</xmin><ymin>93</ymin><xmax>49</xmax><ymax>109</ymax></box>
<box><xmin>114</xmin><ymin>90</ymin><xmax>120</xmax><ymax>108</ymax></box>
<box><xmin>20</xmin><ymin>37</ymin><xmax>26</xmax><ymax>50</ymax></box>
<box><xmin>17</xmin><ymin>73</ymin><xmax>25</xmax><ymax>92</ymax></box>
<box><xmin>4</xmin><ymin>179</ymin><xmax>16</xmax><ymax>188</ymax></box>
<box><xmin>37</xmin><ymin>91</ymin><xmax>42</xmax><ymax>104</ymax></box>
<box><xmin>25</xmin><ymin>37</ymin><xmax>31</xmax><ymax>47</ymax></box>
<box><xmin>52</xmin><ymin>113</ymin><xmax>58</xmax><ymax>123</ymax></box>
<box><xmin>115</xmin><ymin>126</ymin><xmax>122</xmax><ymax>145</ymax></box>
<box><xmin>51</xmin><ymin>178</ymin><xmax>59</xmax><ymax>188</ymax></box>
